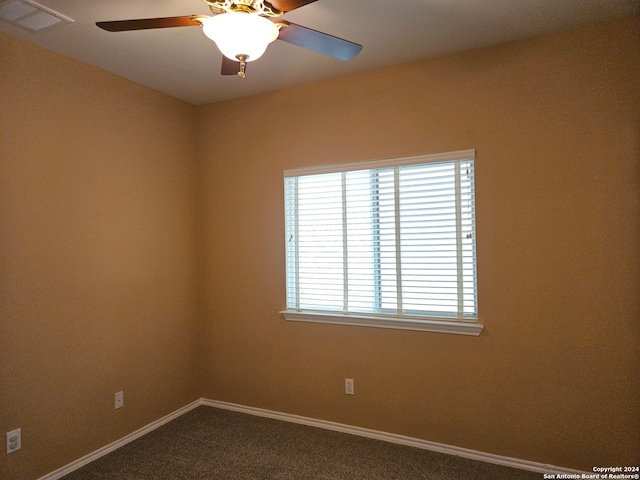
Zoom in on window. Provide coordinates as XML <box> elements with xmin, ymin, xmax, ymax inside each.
<box><xmin>281</xmin><ymin>150</ymin><xmax>481</xmax><ymax>335</ymax></box>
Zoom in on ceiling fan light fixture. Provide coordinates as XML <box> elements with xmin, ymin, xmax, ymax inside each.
<box><xmin>202</xmin><ymin>12</ymin><xmax>279</xmax><ymax>62</ymax></box>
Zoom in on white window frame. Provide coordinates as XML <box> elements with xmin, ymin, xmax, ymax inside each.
<box><xmin>281</xmin><ymin>149</ymin><xmax>482</xmax><ymax>336</ymax></box>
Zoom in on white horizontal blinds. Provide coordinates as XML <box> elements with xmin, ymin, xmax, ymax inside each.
<box><xmin>461</xmin><ymin>160</ymin><xmax>477</xmax><ymax>317</ymax></box>
<box><xmin>284</xmin><ymin>177</ymin><xmax>299</xmax><ymax>309</ymax></box>
<box><xmin>377</xmin><ymin>168</ymin><xmax>399</xmax><ymax>312</ymax></box>
<box><xmin>397</xmin><ymin>161</ymin><xmax>473</xmax><ymax>318</ymax></box>
<box><xmin>293</xmin><ymin>173</ymin><xmax>345</xmax><ymax>311</ymax></box>
<box><xmin>284</xmin><ymin>150</ymin><xmax>477</xmax><ymax>320</ymax></box>
<box><xmin>344</xmin><ymin>169</ymin><xmax>398</xmax><ymax>313</ymax></box>
<box><xmin>344</xmin><ymin>170</ymin><xmax>372</xmax><ymax>312</ymax></box>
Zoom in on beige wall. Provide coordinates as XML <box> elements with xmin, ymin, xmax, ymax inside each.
<box><xmin>196</xmin><ymin>17</ymin><xmax>639</xmax><ymax>472</ymax></box>
<box><xmin>1</xmin><ymin>16</ymin><xmax>638</xmax><ymax>479</ymax></box>
<box><xmin>0</xmin><ymin>34</ymin><xmax>201</xmax><ymax>478</ymax></box>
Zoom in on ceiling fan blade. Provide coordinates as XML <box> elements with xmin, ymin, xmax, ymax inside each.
<box><xmin>267</xmin><ymin>0</ymin><xmax>317</xmax><ymax>12</ymax></box>
<box><xmin>221</xmin><ymin>56</ymin><xmax>241</xmax><ymax>76</ymax></box>
<box><xmin>96</xmin><ymin>15</ymin><xmax>206</xmax><ymax>32</ymax></box>
<box><xmin>276</xmin><ymin>21</ymin><xmax>362</xmax><ymax>61</ymax></box>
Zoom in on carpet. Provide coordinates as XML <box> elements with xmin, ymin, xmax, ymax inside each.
<box><xmin>62</xmin><ymin>406</ymin><xmax>544</xmax><ymax>479</ymax></box>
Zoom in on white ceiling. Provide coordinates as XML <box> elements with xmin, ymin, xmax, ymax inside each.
<box><xmin>1</xmin><ymin>0</ymin><xmax>638</xmax><ymax>105</ymax></box>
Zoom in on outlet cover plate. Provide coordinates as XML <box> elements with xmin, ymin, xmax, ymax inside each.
<box><xmin>6</xmin><ymin>428</ymin><xmax>21</xmax><ymax>454</ymax></box>
<box><xmin>345</xmin><ymin>378</ymin><xmax>354</xmax><ymax>395</ymax></box>
<box><xmin>115</xmin><ymin>391</ymin><xmax>124</xmax><ymax>409</ymax></box>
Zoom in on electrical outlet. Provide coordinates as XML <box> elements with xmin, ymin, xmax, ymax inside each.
<box><xmin>345</xmin><ymin>378</ymin><xmax>355</xmax><ymax>395</ymax></box>
<box><xmin>6</xmin><ymin>428</ymin><xmax>21</xmax><ymax>454</ymax></box>
<box><xmin>115</xmin><ymin>391</ymin><xmax>124</xmax><ymax>409</ymax></box>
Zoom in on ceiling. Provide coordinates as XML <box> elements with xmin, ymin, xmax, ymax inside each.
<box><xmin>1</xmin><ymin>0</ymin><xmax>638</xmax><ymax>105</ymax></box>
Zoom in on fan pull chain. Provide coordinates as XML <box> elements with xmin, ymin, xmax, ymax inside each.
<box><xmin>236</xmin><ymin>54</ymin><xmax>248</xmax><ymax>78</ymax></box>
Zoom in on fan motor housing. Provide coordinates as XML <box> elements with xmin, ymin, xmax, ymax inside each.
<box><xmin>203</xmin><ymin>0</ymin><xmax>284</xmax><ymax>17</ymax></box>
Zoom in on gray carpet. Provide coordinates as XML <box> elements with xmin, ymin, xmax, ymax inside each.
<box><xmin>62</xmin><ymin>406</ymin><xmax>543</xmax><ymax>479</ymax></box>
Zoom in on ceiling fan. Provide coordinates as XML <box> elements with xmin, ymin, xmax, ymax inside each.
<box><xmin>96</xmin><ymin>0</ymin><xmax>362</xmax><ymax>78</ymax></box>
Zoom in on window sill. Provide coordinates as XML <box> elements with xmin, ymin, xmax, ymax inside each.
<box><xmin>280</xmin><ymin>310</ymin><xmax>483</xmax><ymax>336</ymax></box>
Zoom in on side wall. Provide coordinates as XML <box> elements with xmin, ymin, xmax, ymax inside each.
<box><xmin>196</xmin><ymin>18</ymin><xmax>640</xmax><ymax>471</ymax></box>
<box><xmin>0</xmin><ymin>33</ymin><xmax>201</xmax><ymax>478</ymax></box>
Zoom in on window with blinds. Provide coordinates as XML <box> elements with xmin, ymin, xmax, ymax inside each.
<box><xmin>281</xmin><ymin>150</ymin><xmax>481</xmax><ymax>335</ymax></box>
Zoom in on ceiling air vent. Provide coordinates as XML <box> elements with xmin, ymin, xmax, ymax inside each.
<box><xmin>0</xmin><ymin>0</ymin><xmax>73</xmax><ymax>32</ymax></box>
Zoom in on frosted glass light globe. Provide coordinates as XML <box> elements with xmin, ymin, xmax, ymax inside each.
<box><xmin>202</xmin><ymin>13</ymin><xmax>279</xmax><ymax>62</ymax></box>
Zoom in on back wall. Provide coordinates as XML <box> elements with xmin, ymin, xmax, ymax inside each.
<box><xmin>196</xmin><ymin>17</ymin><xmax>640</xmax><ymax>471</ymax></box>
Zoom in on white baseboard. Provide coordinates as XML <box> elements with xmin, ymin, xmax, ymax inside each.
<box><xmin>202</xmin><ymin>398</ymin><xmax>588</xmax><ymax>476</ymax></box>
<box><xmin>38</xmin><ymin>400</ymin><xmax>202</xmax><ymax>480</ymax></box>
<box><xmin>41</xmin><ymin>397</ymin><xmax>588</xmax><ymax>478</ymax></box>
